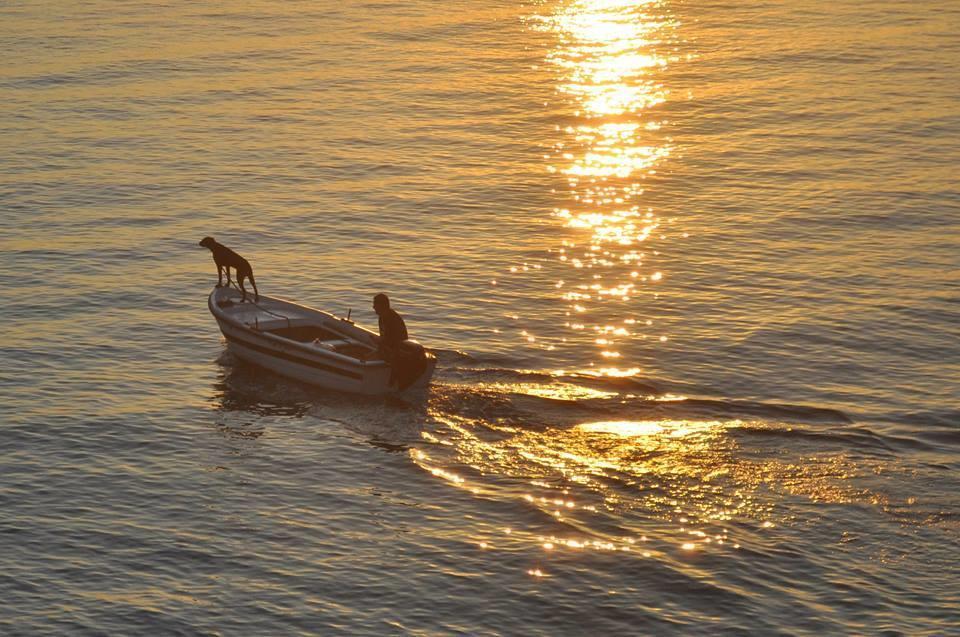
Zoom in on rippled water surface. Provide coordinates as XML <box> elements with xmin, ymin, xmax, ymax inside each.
<box><xmin>2</xmin><ymin>0</ymin><xmax>959</xmax><ymax>634</ymax></box>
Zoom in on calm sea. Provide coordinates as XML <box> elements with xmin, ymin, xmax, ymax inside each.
<box><xmin>2</xmin><ymin>0</ymin><xmax>959</xmax><ymax>634</ymax></box>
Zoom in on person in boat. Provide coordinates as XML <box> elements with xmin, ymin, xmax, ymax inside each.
<box><xmin>371</xmin><ymin>293</ymin><xmax>418</xmax><ymax>388</ymax></box>
<box><xmin>372</xmin><ymin>293</ymin><xmax>407</xmax><ymax>357</ymax></box>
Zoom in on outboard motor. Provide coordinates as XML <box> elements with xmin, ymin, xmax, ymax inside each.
<box><xmin>393</xmin><ymin>340</ymin><xmax>428</xmax><ymax>390</ymax></box>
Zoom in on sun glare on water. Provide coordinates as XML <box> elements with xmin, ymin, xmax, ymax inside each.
<box><xmin>521</xmin><ymin>0</ymin><xmax>680</xmax><ymax>370</ymax></box>
<box><xmin>411</xmin><ymin>0</ymin><xmax>820</xmax><ymax>580</ymax></box>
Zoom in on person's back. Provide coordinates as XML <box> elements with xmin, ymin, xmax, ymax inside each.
<box><xmin>378</xmin><ymin>306</ymin><xmax>408</xmax><ymax>348</ymax></box>
<box><xmin>373</xmin><ymin>293</ymin><xmax>408</xmax><ymax>350</ymax></box>
<box><xmin>371</xmin><ymin>292</ymin><xmax>427</xmax><ymax>390</ymax></box>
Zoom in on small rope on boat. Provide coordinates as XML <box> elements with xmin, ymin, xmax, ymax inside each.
<box><xmin>227</xmin><ymin>280</ymin><xmax>291</xmax><ymax>328</ymax></box>
<box><xmin>252</xmin><ymin>301</ymin><xmax>291</xmax><ymax>328</ymax></box>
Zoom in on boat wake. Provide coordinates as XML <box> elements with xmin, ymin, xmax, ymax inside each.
<box><xmin>209</xmin><ymin>348</ymin><xmax>960</xmax><ymax>557</ymax></box>
<box><xmin>209</xmin><ymin>346</ymin><xmax>920</xmax><ymax>450</ymax></box>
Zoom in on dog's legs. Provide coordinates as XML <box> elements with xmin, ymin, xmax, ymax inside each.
<box><xmin>238</xmin><ymin>274</ymin><xmax>248</xmax><ymax>302</ymax></box>
<box><xmin>248</xmin><ymin>271</ymin><xmax>259</xmax><ymax>302</ymax></box>
<box><xmin>225</xmin><ymin>266</ymin><xmax>233</xmax><ymax>287</ymax></box>
<box><xmin>217</xmin><ymin>265</ymin><xmax>224</xmax><ymax>287</ymax></box>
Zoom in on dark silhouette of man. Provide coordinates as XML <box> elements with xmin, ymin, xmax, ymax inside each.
<box><xmin>373</xmin><ymin>293</ymin><xmax>407</xmax><ymax>352</ymax></box>
<box><xmin>370</xmin><ymin>293</ymin><xmax>430</xmax><ymax>391</ymax></box>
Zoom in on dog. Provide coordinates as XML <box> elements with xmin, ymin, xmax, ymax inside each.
<box><xmin>199</xmin><ymin>236</ymin><xmax>258</xmax><ymax>302</ymax></box>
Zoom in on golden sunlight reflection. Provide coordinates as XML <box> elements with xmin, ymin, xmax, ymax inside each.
<box><xmin>413</xmin><ymin>402</ymin><xmax>878</xmax><ymax>572</ymax></box>
<box><xmin>413</xmin><ymin>412</ymin><xmax>757</xmax><ymax>556</ymax></box>
<box><xmin>485</xmin><ymin>381</ymin><xmax>617</xmax><ymax>401</ymax></box>
<box><xmin>527</xmin><ymin>0</ymin><xmax>680</xmax><ymax>367</ymax></box>
<box><xmin>404</xmin><ymin>2</ymin><xmax>888</xmax><ymax>578</ymax></box>
<box><xmin>578</xmin><ymin>419</ymin><xmax>724</xmax><ymax>438</ymax></box>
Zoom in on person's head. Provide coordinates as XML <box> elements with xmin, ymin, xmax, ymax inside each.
<box><xmin>373</xmin><ymin>293</ymin><xmax>390</xmax><ymax>314</ymax></box>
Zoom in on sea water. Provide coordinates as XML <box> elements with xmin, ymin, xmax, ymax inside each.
<box><xmin>1</xmin><ymin>0</ymin><xmax>958</xmax><ymax>633</ymax></box>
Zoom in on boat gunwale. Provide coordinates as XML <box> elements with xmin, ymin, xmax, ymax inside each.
<box><xmin>208</xmin><ymin>289</ymin><xmax>390</xmax><ymax>369</ymax></box>
<box><xmin>219</xmin><ymin>328</ymin><xmax>367</xmax><ymax>381</ymax></box>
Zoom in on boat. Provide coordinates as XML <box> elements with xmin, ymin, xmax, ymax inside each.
<box><xmin>207</xmin><ymin>286</ymin><xmax>436</xmax><ymax>396</ymax></box>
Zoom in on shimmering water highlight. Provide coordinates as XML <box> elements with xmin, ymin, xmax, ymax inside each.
<box><xmin>2</xmin><ymin>0</ymin><xmax>959</xmax><ymax>634</ymax></box>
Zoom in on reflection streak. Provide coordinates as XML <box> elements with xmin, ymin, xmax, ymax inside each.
<box><xmin>538</xmin><ymin>0</ymin><xmax>677</xmax><ymax>370</ymax></box>
<box><xmin>407</xmin><ymin>1</ymin><xmax>888</xmax><ymax>584</ymax></box>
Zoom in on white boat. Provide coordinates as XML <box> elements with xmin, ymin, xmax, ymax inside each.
<box><xmin>207</xmin><ymin>286</ymin><xmax>436</xmax><ymax>396</ymax></box>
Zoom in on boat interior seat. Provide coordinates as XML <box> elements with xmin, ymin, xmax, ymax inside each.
<box><xmin>312</xmin><ymin>338</ymin><xmax>351</xmax><ymax>351</ymax></box>
<box><xmin>268</xmin><ymin>324</ymin><xmax>341</xmax><ymax>342</ymax></box>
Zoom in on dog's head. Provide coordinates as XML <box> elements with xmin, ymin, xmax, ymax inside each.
<box><xmin>199</xmin><ymin>236</ymin><xmax>216</xmax><ymax>249</ymax></box>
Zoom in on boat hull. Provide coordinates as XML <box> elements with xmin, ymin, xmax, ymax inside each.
<box><xmin>208</xmin><ymin>287</ymin><xmax>436</xmax><ymax>396</ymax></box>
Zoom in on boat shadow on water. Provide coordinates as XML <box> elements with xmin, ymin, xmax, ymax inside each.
<box><xmin>209</xmin><ymin>350</ymin><xmax>430</xmax><ymax>449</ymax></box>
